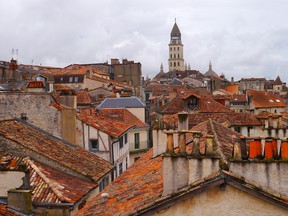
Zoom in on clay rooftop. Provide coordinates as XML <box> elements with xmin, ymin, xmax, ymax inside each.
<box><xmin>0</xmin><ymin>119</ymin><xmax>113</xmax><ymax>182</ymax></box>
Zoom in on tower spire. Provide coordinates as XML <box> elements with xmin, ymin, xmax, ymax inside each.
<box><xmin>209</xmin><ymin>60</ymin><xmax>212</xmax><ymax>71</ymax></box>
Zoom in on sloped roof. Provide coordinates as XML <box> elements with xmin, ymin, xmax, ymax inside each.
<box><xmin>98</xmin><ymin>108</ymin><xmax>149</xmax><ymax>128</ymax></box>
<box><xmin>0</xmin><ymin>203</ymin><xmax>22</xmax><ymax>216</ymax></box>
<box><xmin>274</xmin><ymin>76</ymin><xmax>283</xmax><ymax>85</ymax></box>
<box><xmin>28</xmin><ymin>159</ymin><xmax>97</xmax><ymax>203</ymax></box>
<box><xmin>76</xmin><ymin>91</ymin><xmax>92</xmax><ymax>105</ymax></box>
<box><xmin>171</xmin><ymin>22</ymin><xmax>181</xmax><ymax>38</ymax></box>
<box><xmin>187</xmin><ymin>119</ymin><xmax>241</xmax><ymax>157</ymax></box>
<box><xmin>97</xmin><ymin>97</ymin><xmax>145</xmax><ymax>109</ymax></box>
<box><xmin>158</xmin><ymin>92</ymin><xmax>233</xmax><ymax>115</ymax></box>
<box><xmin>225</xmin><ymin>85</ymin><xmax>239</xmax><ymax>95</ymax></box>
<box><xmin>162</xmin><ymin>112</ymin><xmax>263</xmax><ymax>128</ymax></box>
<box><xmin>0</xmin><ymin>152</ymin><xmax>97</xmax><ymax>204</ymax></box>
<box><xmin>0</xmin><ymin>119</ymin><xmax>113</xmax><ymax>182</ymax></box>
<box><xmin>76</xmin><ymin>149</ymin><xmax>163</xmax><ymax>216</ymax></box>
<box><xmin>76</xmin><ymin>120</ymin><xmax>287</xmax><ymax>215</ymax></box>
<box><xmin>77</xmin><ymin>113</ymin><xmax>134</xmax><ymax>138</ymax></box>
<box><xmin>247</xmin><ymin>89</ymin><xmax>286</xmax><ymax>108</ymax></box>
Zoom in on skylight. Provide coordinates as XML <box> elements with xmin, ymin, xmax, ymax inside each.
<box><xmin>269</xmin><ymin>99</ymin><xmax>274</xmax><ymax>102</ymax></box>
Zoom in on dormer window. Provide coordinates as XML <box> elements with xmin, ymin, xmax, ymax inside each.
<box><xmin>187</xmin><ymin>96</ymin><xmax>198</xmax><ymax>110</ymax></box>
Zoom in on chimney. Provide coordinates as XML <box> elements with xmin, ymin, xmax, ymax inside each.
<box><xmin>249</xmin><ymin>138</ymin><xmax>262</xmax><ymax>159</ymax></box>
<box><xmin>61</xmin><ymin>108</ymin><xmax>77</xmax><ymax>145</ymax></box>
<box><xmin>278</xmin><ymin>115</ymin><xmax>283</xmax><ymax>128</ymax></box>
<box><xmin>59</xmin><ymin>90</ymin><xmax>77</xmax><ymax>109</ymax></box>
<box><xmin>162</xmin><ymin>112</ymin><xmax>189</xmax><ymax>196</ymax></box>
<box><xmin>264</xmin><ymin>138</ymin><xmax>273</xmax><ymax>159</ymax></box>
<box><xmin>233</xmin><ymin>137</ymin><xmax>242</xmax><ymax>159</ymax></box>
<box><xmin>20</xmin><ymin>113</ymin><xmax>28</xmax><ymax>122</ymax></box>
<box><xmin>178</xmin><ymin>112</ymin><xmax>188</xmax><ymax>155</ymax></box>
<box><xmin>281</xmin><ymin>138</ymin><xmax>288</xmax><ymax>159</ymax></box>
<box><xmin>205</xmin><ymin>135</ymin><xmax>214</xmax><ymax>156</ymax></box>
<box><xmin>8</xmin><ymin>190</ymin><xmax>32</xmax><ymax>215</ymax></box>
<box><xmin>231</xmin><ymin>77</ymin><xmax>234</xmax><ymax>85</ymax></box>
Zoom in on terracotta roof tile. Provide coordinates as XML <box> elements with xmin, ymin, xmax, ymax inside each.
<box><xmin>98</xmin><ymin>108</ymin><xmax>149</xmax><ymax>128</ymax></box>
<box><xmin>0</xmin><ymin>152</ymin><xmax>97</xmax><ymax>205</ymax></box>
<box><xmin>225</xmin><ymin>85</ymin><xmax>239</xmax><ymax>95</ymax></box>
<box><xmin>0</xmin><ymin>119</ymin><xmax>113</xmax><ymax>182</ymax></box>
<box><xmin>247</xmin><ymin>89</ymin><xmax>286</xmax><ymax>108</ymax></box>
<box><xmin>158</xmin><ymin>90</ymin><xmax>232</xmax><ymax>114</ymax></box>
<box><xmin>77</xmin><ymin>113</ymin><xmax>134</xmax><ymax>138</ymax></box>
<box><xmin>27</xmin><ymin>159</ymin><xmax>97</xmax><ymax>203</ymax></box>
<box><xmin>162</xmin><ymin>112</ymin><xmax>263</xmax><ymax>129</ymax></box>
<box><xmin>76</xmin><ymin>149</ymin><xmax>163</xmax><ymax>216</ymax></box>
<box><xmin>0</xmin><ymin>203</ymin><xmax>21</xmax><ymax>216</ymax></box>
<box><xmin>76</xmin><ymin>91</ymin><xmax>92</xmax><ymax>105</ymax></box>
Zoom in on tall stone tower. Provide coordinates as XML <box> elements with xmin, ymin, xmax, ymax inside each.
<box><xmin>168</xmin><ymin>20</ymin><xmax>185</xmax><ymax>71</ymax></box>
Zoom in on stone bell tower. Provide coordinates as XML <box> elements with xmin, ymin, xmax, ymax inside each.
<box><xmin>168</xmin><ymin>20</ymin><xmax>185</xmax><ymax>71</ymax></box>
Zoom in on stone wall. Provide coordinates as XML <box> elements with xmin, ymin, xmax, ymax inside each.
<box><xmin>0</xmin><ymin>92</ymin><xmax>61</xmax><ymax>138</ymax></box>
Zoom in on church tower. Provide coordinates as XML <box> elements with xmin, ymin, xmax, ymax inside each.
<box><xmin>168</xmin><ymin>20</ymin><xmax>185</xmax><ymax>71</ymax></box>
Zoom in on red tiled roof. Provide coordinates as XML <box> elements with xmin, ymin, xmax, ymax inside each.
<box><xmin>76</xmin><ymin>149</ymin><xmax>163</xmax><ymax>216</ymax></box>
<box><xmin>50</xmin><ymin>102</ymin><xmax>65</xmax><ymax>111</ymax></box>
<box><xmin>0</xmin><ymin>152</ymin><xmax>97</xmax><ymax>205</ymax></box>
<box><xmin>230</xmin><ymin>94</ymin><xmax>247</xmax><ymax>102</ymax></box>
<box><xmin>98</xmin><ymin>108</ymin><xmax>149</xmax><ymax>128</ymax></box>
<box><xmin>28</xmin><ymin>159</ymin><xmax>97</xmax><ymax>203</ymax></box>
<box><xmin>162</xmin><ymin>112</ymin><xmax>263</xmax><ymax>128</ymax></box>
<box><xmin>77</xmin><ymin>113</ymin><xmax>134</xmax><ymax>138</ymax></box>
<box><xmin>157</xmin><ymin>90</ymin><xmax>232</xmax><ymax>115</ymax></box>
<box><xmin>187</xmin><ymin>119</ymin><xmax>241</xmax><ymax>157</ymax></box>
<box><xmin>247</xmin><ymin>89</ymin><xmax>286</xmax><ymax>108</ymax></box>
<box><xmin>76</xmin><ymin>91</ymin><xmax>92</xmax><ymax>105</ymax></box>
<box><xmin>225</xmin><ymin>85</ymin><xmax>239</xmax><ymax>95</ymax></box>
<box><xmin>0</xmin><ymin>203</ymin><xmax>21</xmax><ymax>216</ymax></box>
<box><xmin>0</xmin><ymin>119</ymin><xmax>113</xmax><ymax>182</ymax></box>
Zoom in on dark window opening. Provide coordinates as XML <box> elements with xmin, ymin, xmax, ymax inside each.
<box><xmin>134</xmin><ymin>133</ymin><xmax>140</xmax><ymax>149</ymax></box>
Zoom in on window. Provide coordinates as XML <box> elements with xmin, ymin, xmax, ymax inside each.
<box><xmin>74</xmin><ymin>77</ymin><xmax>79</xmax><ymax>82</ymax></box>
<box><xmin>60</xmin><ymin>77</ymin><xmax>63</xmax><ymax>82</ymax></box>
<box><xmin>234</xmin><ymin>126</ymin><xmax>241</xmax><ymax>133</ymax></box>
<box><xmin>178</xmin><ymin>54</ymin><xmax>180</xmax><ymax>58</ymax></box>
<box><xmin>119</xmin><ymin>137</ymin><xmax>124</xmax><ymax>148</ymax></box>
<box><xmin>177</xmin><ymin>47</ymin><xmax>179</xmax><ymax>51</ymax></box>
<box><xmin>174</xmin><ymin>62</ymin><xmax>176</xmax><ymax>67</ymax></box>
<box><xmin>170</xmin><ymin>54</ymin><xmax>172</xmax><ymax>58</ymax></box>
<box><xmin>69</xmin><ymin>77</ymin><xmax>73</xmax><ymax>82</ymax></box>
<box><xmin>174</xmin><ymin>54</ymin><xmax>176</xmax><ymax>58</ymax></box>
<box><xmin>134</xmin><ymin>133</ymin><xmax>140</xmax><ymax>149</ymax></box>
<box><xmin>178</xmin><ymin>62</ymin><xmax>180</xmax><ymax>66</ymax></box>
<box><xmin>125</xmin><ymin>157</ymin><xmax>128</xmax><ymax>169</ymax></box>
<box><xmin>124</xmin><ymin>134</ymin><xmax>128</xmax><ymax>144</ymax></box>
<box><xmin>119</xmin><ymin>162</ymin><xmax>123</xmax><ymax>175</ymax></box>
<box><xmin>89</xmin><ymin>139</ymin><xmax>99</xmax><ymax>151</ymax></box>
<box><xmin>187</xmin><ymin>97</ymin><xmax>198</xmax><ymax>110</ymax></box>
<box><xmin>99</xmin><ymin>176</ymin><xmax>109</xmax><ymax>191</ymax></box>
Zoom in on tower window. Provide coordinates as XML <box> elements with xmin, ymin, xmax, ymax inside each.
<box><xmin>174</xmin><ymin>54</ymin><xmax>176</xmax><ymax>58</ymax></box>
<box><xmin>170</xmin><ymin>54</ymin><xmax>172</xmax><ymax>58</ymax></box>
<box><xmin>174</xmin><ymin>62</ymin><xmax>176</xmax><ymax>67</ymax></box>
<box><xmin>174</xmin><ymin>47</ymin><xmax>176</xmax><ymax>51</ymax></box>
<box><xmin>170</xmin><ymin>62</ymin><xmax>172</xmax><ymax>67</ymax></box>
<box><xmin>178</xmin><ymin>62</ymin><xmax>180</xmax><ymax>66</ymax></box>
<box><xmin>170</xmin><ymin>47</ymin><xmax>172</xmax><ymax>51</ymax></box>
<box><xmin>178</xmin><ymin>54</ymin><xmax>180</xmax><ymax>58</ymax></box>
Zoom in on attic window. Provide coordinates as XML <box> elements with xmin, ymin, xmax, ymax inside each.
<box><xmin>187</xmin><ymin>97</ymin><xmax>198</xmax><ymax>110</ymax></box>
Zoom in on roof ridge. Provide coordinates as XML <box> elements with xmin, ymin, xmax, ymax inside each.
<box><xmin>24</xmin><ymin>157</ymin><xmax>71</xmax><ymax>203</ymax></box>
<box><xmin>209</xmin><ymin>119</ymin><xmax>228</xmax><ymax>167</ymax></box>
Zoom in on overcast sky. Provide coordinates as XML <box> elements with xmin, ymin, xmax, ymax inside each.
<box><xmin>1</xmin><ymin>0</ymin><xmax>288</xmax><ymax>82</ymax></box>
